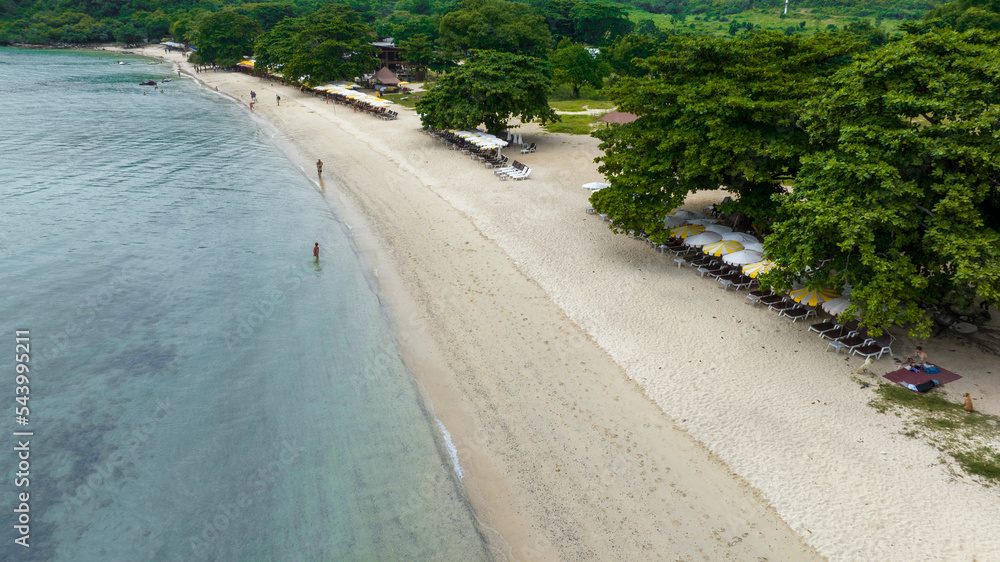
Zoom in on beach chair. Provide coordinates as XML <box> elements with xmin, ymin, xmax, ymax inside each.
<box><xmin>769</xmin><ymin>300</ymin><xmax>797</xmax><ymax>313</ymax></box>
<box><xmin>520</xmin><ymin>142</ymin><xmax>536</xmax><ymax>154</ymax></box>
<box><xmin>746</xmin><ymin>289</ymin><xmax>774</xmax><ymax>306</ymax></box>
<box><xmin>827</xmin><ymin>334</ymin><xmax>870</xmax><ymax>355</ymax></box>
<box><xmin>852</xmin><ymin>333</ymin><xmax>894</xmax><ymax>360</ymax></box>
<box><xmin>510</xmin><ymin>167</ymin><xmax>531</xmax><ymax>180</ymax></box>
<box><xmin>808</xmin><ymin>320</ymin><xmax>839</xmax><ymax>335</ymax></box>
<box><xmin>758</xmin><ymin>294</ymin><xmax>785</xmax><ymax>308</ymax></box>
<box><xmin>780</xmin><ymin>306</ymin><xmax>816</xmax><ymax>322</ymax></box>
<box><xmin>697</xmin><ymin>265</ymin><xmax>726</xmax><ymax>278</ymax></box>
<box><xmin>818</xmin><ymin>325</ymin><xmax>857</xmax><ymax>341</ymax></box>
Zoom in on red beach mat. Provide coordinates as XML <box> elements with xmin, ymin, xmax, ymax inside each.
<box><xmin>884</xmin><ymin>367</ymin><xmax>962</xmax><ymax>390</ymax></box>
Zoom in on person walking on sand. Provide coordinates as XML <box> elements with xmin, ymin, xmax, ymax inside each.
<box><xmin>313</xmin><ymin>243</ymin><xmax>320</xmax><ymax>261</ymax></box>
<box><xmin>276</xmin><ymin>94</ymin><xmax>280</xmax><ymax>106</ymax></box>
<box><xmin>316</xmin><ymin>159</ymin><xmax>323</xmax><ymax>178</ymax></box>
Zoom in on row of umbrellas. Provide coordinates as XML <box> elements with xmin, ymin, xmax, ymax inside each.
<box><xmin>313</xmin><ymin>84</ymin><xmax>394</xmax><ymax>107</ymax></box>
<box><xmin>582</xmin><ymin>196</ymin><xmax>854</xmax><ymax>314</ymax></box>
<box><xmin>452</xmin><ymin>129</ymin><xmax>509</xmax><ymax>149</ymax></box>
<box><xmin>667</xmin><ymin>208</ymin><xmax>849</xmax><ymax>310</ymax></box>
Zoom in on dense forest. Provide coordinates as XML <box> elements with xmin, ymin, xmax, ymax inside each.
<box><xmin>0</xmin><ymin>0</ymin><xmax>951</xmax><ymax>45</ymax></box>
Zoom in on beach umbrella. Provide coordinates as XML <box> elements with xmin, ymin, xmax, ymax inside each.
<box><xmin>723</xmin><ymin>249</ymin><xmax>764</xmax><ymax>265</ymax></box>
<box><xmin>821</xmin><ymin>295</ymin><xmax>852</xmax><ymax>316</ymax></box>
<box><xmin>683</xmin><ymin>231</ymin><xmax>723</xmax><ymax>247</ymax></box>
<box><xmin>704</xmin><ymin>224</ymin><xmax>733</xmax><ymax>234</ymax></box>
<box><xmin>742</xmin><ymin>242</ymin><xmax>764</xmax><ymax>253</ymax></box>
<box><xmin>703</xmin><ymin>239</ymin><xmax>744</xmax><ymax>257</ymax></box>
<box><xmin>743</xmin><ymin>259</ymin><xmax>779</xmax><ymax>278</ymax></box>
<box><xmin>687</xmin><ymin>218</ymin><xmax>719</xmax><ymax>226</ymax></box>
<box><xmin>789</xmin><ymin>287</ymin><xmax>841</xmax><ymax>307</ymax></box>
<box><xmin>664</xmin><ymin>215</ymin><xmax>687</xmax><ymax>228</ymax></box>
<box><xmin>670</xmin><ymin>224</ymin><xmax>706</xmax><ymax>238</ymax></box>
<box><xmin>722</xmin><ymin>232</ymin><xmax>760</xmax><ymax>245</ymax></box>
<box><xmin>582</xmin><ymin>182</ymin><xmax>611</xmax><ymax>190</ymax></box>
<box><xmin>669</xmin><ymin>209</ymin><xmax>704</xmax><ymax>220</ymax></box>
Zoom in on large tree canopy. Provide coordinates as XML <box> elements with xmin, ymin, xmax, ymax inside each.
<box><xmin>765</xmin><ymin>29</ymin><xmax>1000</xmax><ymax>333</ymax></box>
<box><xmin>437</xmin><ymin>0</ymin><xmax>552</xmax><ymax>57</ymax></box>
<box><xmin>591</xmin><ymin>31</ymin><xmax>864</xmax><ymax>238</ymax></box>
<box><xmin>415</xmin><ymin>49</ymin><xmax>558</xmax><ymax>133</ymax></box>
<box><xmin>257</xmin><ymin>4</ymin><xmax>378</xmax><ymax>86</ymax></box>
<box><xmin>191</xmin><ymin>11</ymin><xmax>262</xmax><ymax>67</ymax></box>
<box><xmin>549</xmin><ymin>37</ymin><xmax>608</xmax><ymax>97</ymax></box>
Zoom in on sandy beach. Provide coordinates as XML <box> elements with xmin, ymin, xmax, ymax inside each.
<box><xmin>120</xmin><ymin>47</ymin><xmax>1000</xmax><ymax>560</ymax></box>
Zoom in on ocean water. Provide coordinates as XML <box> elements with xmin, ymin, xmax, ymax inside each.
<box><xmin>0</xmin><ymin>47</ymin><xmax>488</xmax><ymax>561</ymax></box>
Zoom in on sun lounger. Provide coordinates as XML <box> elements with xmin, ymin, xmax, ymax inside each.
<box><xmin>808</xmin><ymin>321</ymin><xmax>838</xmax><ymax>335</ymax></box>
<box><xmin>520</xmin><ymin>142</ymin><xmax>536</xmax><ymax>154</ymax></box>
<box><xmin>746</xmin><ymin>289</ymin><xmax>774</xmax><ymax>306</ymax></box>
<box><xmin>780</xmin><ymin>306</ymin><xmax>816</xmax><ymax>322</ymax></box>
<box><xmin>852</xmin><ymin>333</ymin><xmax>894</xmax><ymax>360</ymax></box>
<box><xmin>510</xmin><ymin>167</ymin><xmax>531</xmax><ymax>180</ymax></box>
<box><xmin>818</xmin><ymin>325</ymin><xmax>855</xmax><ymax>341</ymax></box>
<box><xmin>768</xmin><ymin>300</ymin><xmax>797</xmax><ymax>313</ymax></box>
<box><xmin>758</xmin><ymin>294</ymin><xmax>785</xmax><ymax>308</ymax></box>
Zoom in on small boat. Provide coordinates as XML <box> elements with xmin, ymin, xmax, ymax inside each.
<box><xmin>162</xmin><ymin>78</ymin><xmax>171</xmax><ymax>83</ymax></box>
<box><xmin>139</xmin><ymin>80</ymin><xmax>157</xmax><ymax>86</ymax></box>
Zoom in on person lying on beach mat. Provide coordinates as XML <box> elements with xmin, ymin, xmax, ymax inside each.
<box><xmin>904</xmin><ymin>379</ymin><xmax>940</xmax><ymax>393</ymax></box>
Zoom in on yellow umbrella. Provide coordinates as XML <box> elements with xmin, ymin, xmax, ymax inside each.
<box><xmin>670</xmin><ymin>224</ymin><xmax>705</xmax><ymax>238</ymax></box>
<box><xmin>702</xmin><ymin>239</ymin><xmax>744</xmax><ymax>257</ymax></box>
<box><xmin>742</xmin><ymin>260</ymin><xmax>779</xmax><ymax>278</ymax></box>
<box><xmin>789</xmin><ymin>287</ymin><xmax>841</xmax><ymax>307</ymax></box>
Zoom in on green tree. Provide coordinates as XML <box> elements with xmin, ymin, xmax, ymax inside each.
<box><xmin>765</xmin><ymin>29</ymin><xmax>1000</xmax><ymax>333</ymax></box>
<box><xmin>399</xmin><ymin>33</ymin><xmax>452</xmax><ymax>71</ymax></box>
<box><xmin>415</xmin><ymin>49</ymin><xmax>559</xmax><ymax>133</ymax></box>
<box><xmin>115</xmin><ymin>21</ymin><xmax>143</xmax><ymax>45</ymax></box>
<box><xmin>253</xmin><ymin>16</ymin><xmax>305</xmax><ymax>72</ymax></box>
<box><xmin>237</xmin><ymin>3</ymin><xmax>296</xmax><ymax>31</ymax></box>
<box><xmin>549</xmin><ymin>37</ymin><xmax>607</xmax><ymax>97</ymax></box>
<box><xmin>543</xmin><ymin>0</ymin><xmax>578</xmax><ymax>40</ymax></box>
<box><xmin>438</xmin><ymin>0</ymin><xmax>552</xmax><ymax>57</ymax></box>
<box><xmin>279</xmin><ymin>5</ymin><xmax>378</xmax><ymax>86</ymax></box>
<box><xmin>191</xmin><ymin>11</ymin><xmax>262</xmax><ymax>67</ymax></box>
<box><xmin>604</xmin><ymin>32</ymin><xmax>658</xmax><ymax>77</ymax></box>
<box><xmin>590</xmin><ymin>32</ymin><xmax>863</xmax><ymax>238</ymax></box>
<box><xmin>570</xmin><ymin>0</ymin><xmax>633</xmax><ymax>46</ymax></box>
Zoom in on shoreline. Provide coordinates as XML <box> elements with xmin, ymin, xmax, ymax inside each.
<box><xmin>106</xmin><ymin>45</ymin><xmax>1000</xmax><ymax>560</ymax></box>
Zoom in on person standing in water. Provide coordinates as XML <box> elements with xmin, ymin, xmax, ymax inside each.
<box><xmin>313</xmin><ymin>243</ymin><xmax>319</xmax><ymax>261</ymax></box>
<box><xmin>316</xmin><ymin>159</ymin><xmax>323</xmax><ymax>178</ymax></box>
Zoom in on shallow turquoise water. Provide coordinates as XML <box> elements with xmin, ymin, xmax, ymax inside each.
<box><xmin>0</xmin><ymin>47</ymin><xmax>487</xmax><ymax>561</ymax></box>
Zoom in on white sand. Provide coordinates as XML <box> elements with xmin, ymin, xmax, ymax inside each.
<box><xmin>123</xmin><ymin>47</ymin><xmax>1000</xmax><ymax>560</ymax></box>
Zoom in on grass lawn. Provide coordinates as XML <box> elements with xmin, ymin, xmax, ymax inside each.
<box><xmin>542</xmin><ymin>113</ymin><xmax>605</xmax><ymax>135</ymax></box>
<box><xmin>627</xmin><ymin>7</ymin><xmax>910</xmax><ymax>37</ymax></box>
<box><xmin>381</xmin><ymin>92</ymin><xmax>421</xmax><ymax>109</ymax></box>
<box><xmin>550</xmin><ymin>99</ymin><xmax>617</xmax><ymax>112</ymax></box>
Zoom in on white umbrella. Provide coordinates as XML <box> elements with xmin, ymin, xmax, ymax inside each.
<box><xmin>821</xmin><ymin>295</ymin><xmax>852</xmax><ymax>316</ymax></box>
<box><xmin>723</xmin><ymin>249</ymin><xmax>764</xmax><ymax>265</ymax></box>
<box><xmin>687</xmin><ymin>218</ymin><xmax>719</xmax><ymax>226</ymax></box>
<box><xmin>742</xmin><ymin>242</ymin><xmax>764</xmax><ymax>253</ymax></box>
<box><xmin>703</xmin><ymin>239</ymin><xmax>744</xmax><ymax>257</ymax></box>
<box><xmin>683</xmin><ymin>231</ymin><xmax>723</xmax><ymax>247</ymax></box>
<box><xmin>664</xmin><ymin>215</ymin><xmax>687</xmax><ymax>228</ymax></box>
<box><xmin>722</xmin><ymin>232</ymin><xmax>760</xmax><ymax>244</ymax></box>
<box><xmin>704</xmin><ymin>224</ymin><xmax>733</xmax><ymax>234</ymax></box>
<box><xmin>582</xmin><ymin>182</ymin><xmax>610</xmax><ymax>190</ymax></box>
<box><xmin>670</xmin><ymin>209</ymin><xmax>704</xmax><ymax>220</ymax></box>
